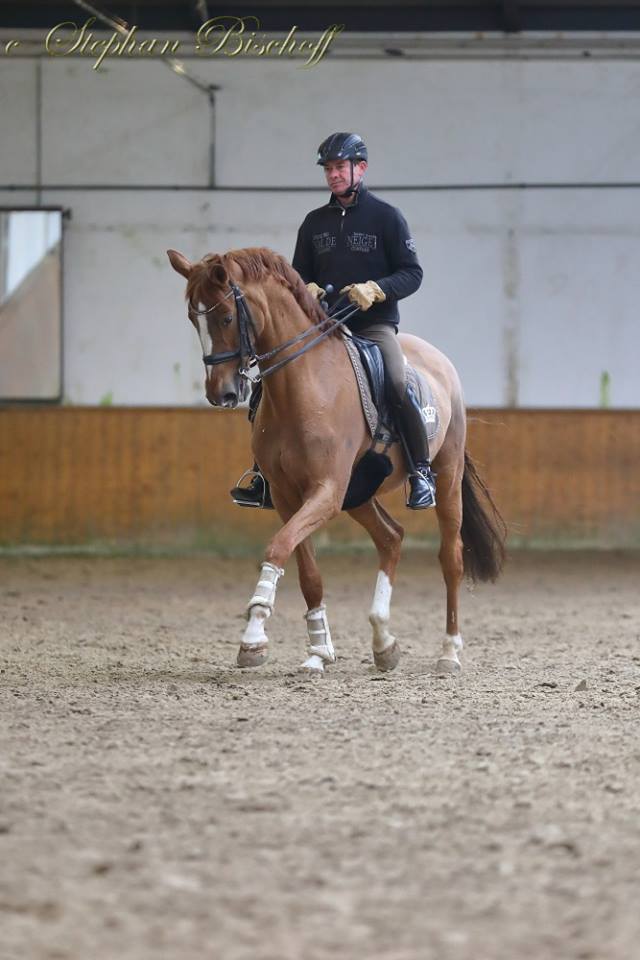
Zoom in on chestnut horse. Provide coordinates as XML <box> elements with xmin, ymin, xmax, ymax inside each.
<box><xmin>168</xmin><ymin>246</ymin><xmax>506</xmax><ymax>675</ymax></box>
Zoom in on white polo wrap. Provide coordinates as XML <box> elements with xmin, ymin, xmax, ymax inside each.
<box><xmin>304</xmin><ymin>603</ymin><xmax>336</xmax><ymax>663</ymax></box>
<box><xmin>247</xmin><ymin>562</ymin><xmax>284</xmax><ymax>616</ymax></box>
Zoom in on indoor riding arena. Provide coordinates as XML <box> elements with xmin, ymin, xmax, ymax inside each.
<box><xmin>1</xmin><ymin>3</ymin><xmax>639</xmax><ymax>959</ymax></box>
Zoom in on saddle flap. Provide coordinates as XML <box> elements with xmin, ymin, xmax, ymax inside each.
<box><xmin>341</xmin><ymin>333</ymin><xmax>384</xmax><ymax>439</ymax></box>
<box><xmin>350</xmin><ymin>335</ymin><xmax>387</xmax><ymax>415</ymax></box>
<box><xmin>341</xmin><ymin>332</ymin><xmax>439</xmax><ymax>442</ymax></box>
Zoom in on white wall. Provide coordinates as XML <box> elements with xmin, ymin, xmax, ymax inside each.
<box><xmin>0</xmin><ymin>52</ymin><xmax>639</xmax><ymax>406</ymax></box>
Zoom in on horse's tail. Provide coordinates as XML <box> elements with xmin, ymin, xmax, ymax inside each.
<box><xmin>461</xmin><ymin>451</ymin><xmax>507</xmax><ymax>583</ymax></box>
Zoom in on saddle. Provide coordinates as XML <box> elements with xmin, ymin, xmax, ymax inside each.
<box><xmin>246</xmin><ymin>331</ymin><xmax>439</xmax><ymax>511</ymax></box>
<box><xmin>341</xmin><ymin>331</ymin><xmax>439</xmax><ymax>446</ymax></box>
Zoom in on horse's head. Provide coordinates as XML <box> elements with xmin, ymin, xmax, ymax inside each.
<box><xmin>167</xmin><ymin>248</ymin><xmax>252</xmax><ymax>408</ymax></box>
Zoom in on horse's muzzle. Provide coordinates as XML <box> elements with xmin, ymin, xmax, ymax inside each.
<box><xmin>206</xmin><ymin>370</ymin><xmax>250</xmax><ymax>408</ymax></box>
<box><xmin>208</xmin><ymin>391</ymin><xmax>238</xmax><ymax>408</ymax></box>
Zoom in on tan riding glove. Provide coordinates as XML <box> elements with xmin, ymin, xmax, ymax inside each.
<box><xmin>306</xmin><ymin>281</ymin><xmax>326</xmax><ymax>300</ymax></box>
<box><xmin>340</xmin><ymin>280</ymin><xmax>386</xmax><ymax>311</ymax></box>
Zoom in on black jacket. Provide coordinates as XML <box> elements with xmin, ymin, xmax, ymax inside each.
<box><xmin>292</xmin><ymin>184</ymin><xmax>423</xmax><ymax>332</ymax></box>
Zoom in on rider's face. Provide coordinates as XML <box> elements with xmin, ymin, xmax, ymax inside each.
<box><xmin>323</xmin><ymin>159</ymin><xmax>367</xmax><ymax>195</ymax></box>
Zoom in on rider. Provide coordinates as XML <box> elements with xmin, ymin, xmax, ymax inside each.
<box><xmin>231</xmin><ymin>132</ymin><xmax>437</xmax><ymax>510</ymax></box>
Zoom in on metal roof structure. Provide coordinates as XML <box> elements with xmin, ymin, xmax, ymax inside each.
<box><xmin>2</xmin><ymin>1</ymin><xmax>640</xmax><ymax>33</ymax></box>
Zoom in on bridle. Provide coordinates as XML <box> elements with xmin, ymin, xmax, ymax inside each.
<box><xmin>188</xmin><ymin>284</ymin><xmax>255</xmax><ymax>372</ymax></box>
<box><xmin>188</xmin><ymin>282</ymin><xmax>359</xmax><ymax>382</ymax></box>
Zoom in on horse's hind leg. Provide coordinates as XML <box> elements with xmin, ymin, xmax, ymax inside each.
<box><xmin>295</xmin><ymin>538</ymin><xmax>336</xmax><ymax>676</ymax></box>
<box><xmin>435</xmin><ymin>471</ymin><xmax>465</xmax><ymax>674</ymax></box>
<box><xmin>348</xmin><ymin>498</ymin><xmax>404</xmax><ymax>672</ymax></box>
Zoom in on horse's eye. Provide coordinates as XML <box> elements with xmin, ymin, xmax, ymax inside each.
<box><xmin>222</xmin><ymin>315</ymin><xmax>233</xmax><ymax>327</ymax></box>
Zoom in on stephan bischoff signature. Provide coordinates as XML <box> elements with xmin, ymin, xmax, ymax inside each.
<box><xmin>16</xmin><ymin>16</ymin><xmax>346</xmax><ymax>70</ymax></box>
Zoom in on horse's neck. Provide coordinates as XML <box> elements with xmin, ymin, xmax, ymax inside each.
<box><xmin>257</xmin><ymin>292</ymin><xmax>346</xmax><ymax>408</ymax></box>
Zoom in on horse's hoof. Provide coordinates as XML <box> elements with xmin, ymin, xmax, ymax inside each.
<box><xmin>300</xmin><ymin>654</ymin><xmax>325</xmax><ymax>677</ymax></box>
<box><xmin>373</xmin><ymin>640</ymin><xmax>400</xmax><ymax>672</ymax></box>
<box><xmin>436</xmin><ymin>657</ymin><xmax>461</xmax><ymax>675</ymax></box>
<box><xmin>237</xmin><ymin>644</ymin><xmax>268</xmax><ymax>668</ymax></box>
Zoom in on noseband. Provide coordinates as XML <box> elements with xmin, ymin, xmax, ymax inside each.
<box><xmin>188</xmin><ymin>282</ymin><xmax>360</xmax><ymax>382</ymax></box>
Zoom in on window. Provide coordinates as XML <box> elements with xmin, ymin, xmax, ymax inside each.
<box><xmin>0</xmin><ymin>209</ymin><xmax>64</xmax><ymax>401</ymax></box>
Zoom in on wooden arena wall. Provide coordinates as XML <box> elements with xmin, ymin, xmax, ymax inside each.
<box><xmin>1</xmin><ymin>408</ymin><xmax>639</xmax><ymax>549</ymax></box>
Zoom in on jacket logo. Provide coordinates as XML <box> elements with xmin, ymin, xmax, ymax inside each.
<box><xmin>405</xmin><ymin>238</ymin><xmax>416</xmax><ymax>252</ymax></box>
<box><xmin>347</xmin><ymin>232</ymin><xmax>377</xmax><ymax>254</ymax></box>
<box><xmin>312</xmin><ymin>232</ymin><xmax>336</xmax><ymax>255</ymax></box>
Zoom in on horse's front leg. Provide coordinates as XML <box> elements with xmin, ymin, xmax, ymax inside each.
<box><xmin>238</xmin><ymin>482</ymin><xmax>342</xmax><ymax>669</ymax></box>
<box><xmin>296</xmin><ymin>538</ymin><xmax>335</xmax><ymax>676</ymax></box>
<box><xmin>237</xmin><ymin>561</ymin><xmax>284</xmax><ymax>667</ymax></box>
<box><xmin>237</xmin><ymin>489</ymin><xmax>291</xmax><ymax>669</ymax></box>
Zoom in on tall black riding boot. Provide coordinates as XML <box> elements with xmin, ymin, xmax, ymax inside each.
<box><xmin>396</xmin><ymin>387</ymin><xmax>437</xmax><ymax>510</ymax></box>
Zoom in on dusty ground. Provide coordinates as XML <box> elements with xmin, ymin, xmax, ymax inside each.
<box><xmin>0</xmin><ymin>550</ymin><xmax>639</xmax><ymax>960</ymax></box>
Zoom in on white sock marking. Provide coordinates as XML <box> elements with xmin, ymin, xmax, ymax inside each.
<box><xmin>440</xmin><ymin>633</ymin><xmax>463</xmax><ymax>662</ymax></box>
<box><xmin>369</xmin><ymin>571</ymin><xmax>395</xmax><ymax>653</ymax></box>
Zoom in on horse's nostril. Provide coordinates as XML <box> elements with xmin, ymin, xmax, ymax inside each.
<box><xmin>223</xmin><ymin>392</ymin><xmax>238</xmax><ymax>408</ymax></box>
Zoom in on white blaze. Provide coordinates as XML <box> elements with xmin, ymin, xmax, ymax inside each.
<box><xmin>195</xmin><ymin>309</ymin><xmax>214</xmax><ymax>380</ymax></box>
<box><xmin>196</xmin><ymin>309</ymin><xmax>213</xmax><ymax>353</ymax></box>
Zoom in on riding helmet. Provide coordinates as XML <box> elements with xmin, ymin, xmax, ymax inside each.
<box><xmin>316</xmin><ymin>132</ymin><xmax>368</xmax><ymax>166</ymax></box>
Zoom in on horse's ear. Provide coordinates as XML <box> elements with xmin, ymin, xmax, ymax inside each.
<box><xmin>210</xmin><ymin>263</ymin><xmax>228</xmax><ymax>286</ymax></box>
<box><xmin>167</xmin><ymin>249</ymin><xmax>192</xmax><ymax>279</ymax></box>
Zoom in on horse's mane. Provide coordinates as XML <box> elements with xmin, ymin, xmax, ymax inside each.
<box><xmin>186</xmin><ymin>247</ymin><xmax>333</xmax><ymax>332</ymax></box>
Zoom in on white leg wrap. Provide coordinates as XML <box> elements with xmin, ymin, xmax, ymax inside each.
<box><xmin>303</xmin><ymin>603</ymin><xmax>336</xmax><ymax>664</ymax></box>
<box><xmin>247</xmin><ymin>562</ymin><xmax>284</xmax><ymax>617</ymax></box>
<box><xmin>369</xmin><ymin>571</ymin><xmax>395</xmax><ymax>653</ymax></box>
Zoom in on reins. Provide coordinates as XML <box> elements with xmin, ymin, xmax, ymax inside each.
<box><xmin>190</xmin><ymin>282</ymin><xmax>361</xmax><ymax>382</ymax></box>
<box><xmin>255</xmin><ymin>294</ymin><xmax>360</xmax><ymax>379</ymax></box>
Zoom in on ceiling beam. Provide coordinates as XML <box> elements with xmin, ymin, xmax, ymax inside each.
<box><xmin>502</xmin><ymin>1</ymin><xmax>522</xmax><ymax>32</ymax></box>
<box><xmin>2</xmin><ymin>3</ymin><xmax>640</xmax><ymax>32</ymax></box>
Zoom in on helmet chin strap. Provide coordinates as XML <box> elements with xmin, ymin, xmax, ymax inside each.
<box><xmin>337</xmin><ymin>161</ymin><xmax>360</xmax><ymax>199</ymax></box>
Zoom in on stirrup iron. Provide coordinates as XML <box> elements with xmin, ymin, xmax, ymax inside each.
<box><xmin>230</xmin><ymin>468</ymin><xmax>268</xmax><ymax>509</ymax></box>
